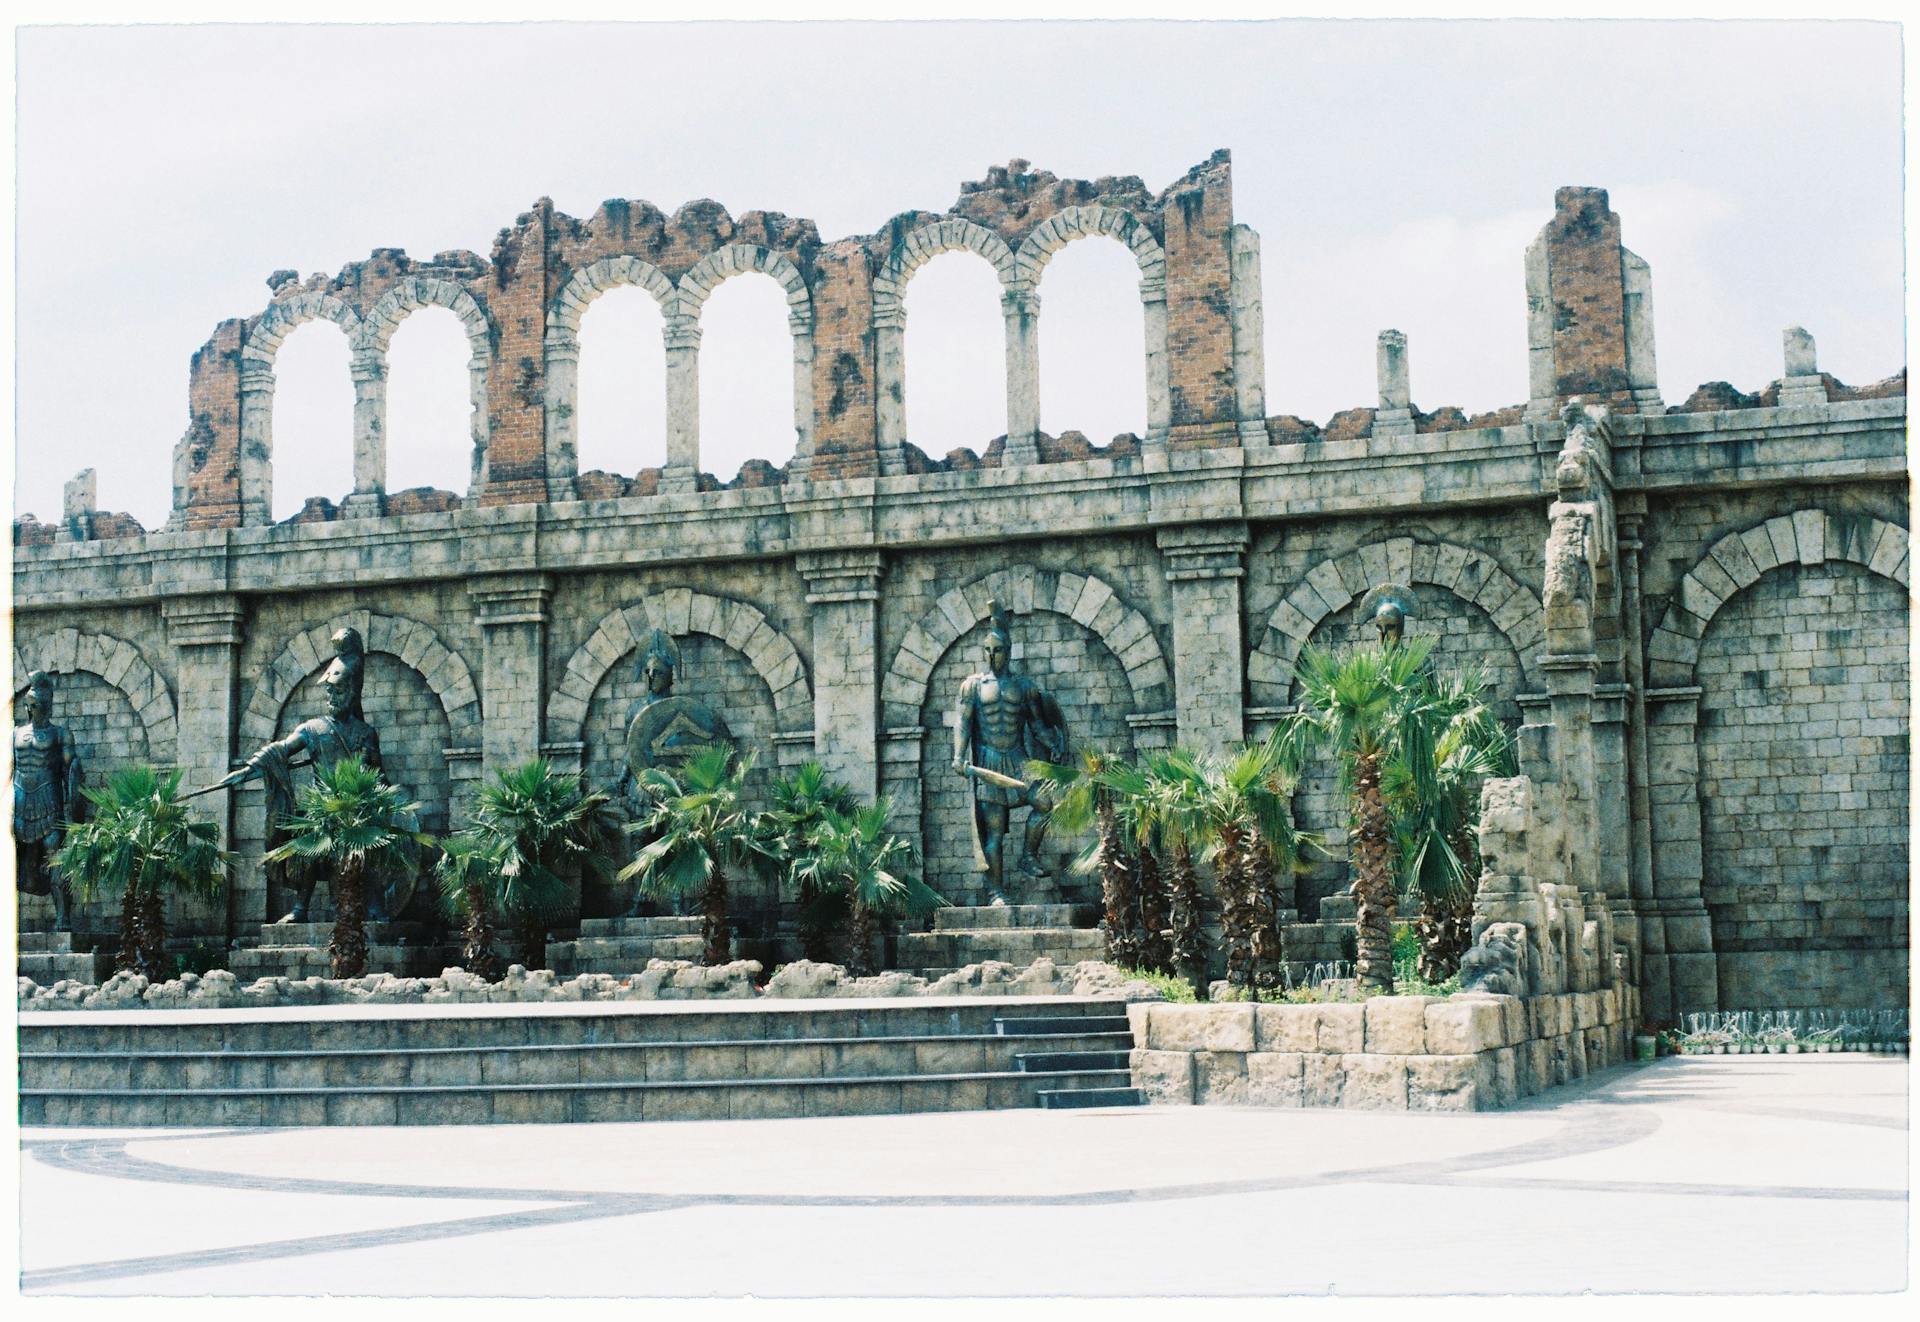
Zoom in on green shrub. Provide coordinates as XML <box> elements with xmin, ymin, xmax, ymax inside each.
<box><xmin>1118</xmin><ymin>966</ymin><xmax>1198</xmax><ymax>1003</ymax></box>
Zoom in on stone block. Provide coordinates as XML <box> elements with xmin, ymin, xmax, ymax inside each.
<box><xmin>1572</xmin><ymin>991</ymin><xmax>1601</xmax><ymax>1030</ymax></box>
<box><xmin>1364</xmin><ymin>995</ymin><xmax>1434</xmax><ymax>1054</ymax></box>
<box><xmin>1426</xmin><ymin>998</ymin><xmax>1505</xmax><ymax>1054</ymax></box>
<box><xmin>1338</xmin><ymin>1054</ymin><xmax>1409</xmax><ymax>1110</ymax></box>
<box><xmin>1194</xmin><ymin>1051</ymin><xmax>1250</xmax><ymax>1106</ymax></box>
<box><xmin>1406</xmin><ymin>1054</ymin><xmax>1480</xmax><ymax>1111</ymax></box>
<box><xmin>1303</xmin><ymin>1053</ymin><xmax>1345</xmax><ymax>1107</ymax></box>
<box><xmin>1245</xmin><ymin>1051</ymin><xmax>1306</xmax><ymax>1107</ymax></box>
<box><xmin>1145</xmin><ymin>1002</ymin><xmax>1255</xmax><ymax>1052</ymax></box>
<box><xmin>1129</xmin><ymin>1048</ymin><xmax>1195</xmax><ymax>1105</ymax></box>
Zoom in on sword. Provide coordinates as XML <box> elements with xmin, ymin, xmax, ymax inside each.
<box><xmin>965</xmin><ymin>764</ymin><xmax>1028</xmax><ymax>792</ymax></box>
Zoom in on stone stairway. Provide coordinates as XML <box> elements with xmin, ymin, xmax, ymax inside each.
<box><xmin>226</xmin><ymin>922</ymin><xmax>458</xmax><ymax>982</ymax></box>
<box><xmin>19</xmin><ymin>996</ymin><xmax>1143</xmax><ymax>1126</ymax></box>
<box><xmin>546</xmin><ymin>916</ymin><xmax>710</xmax><ymax>976</ymax></box>
<box><xmin>16</xmin><ymin>931</ymin><xmax>106</xmax><ymax>986</ymax></box>
<box><xmin>899</xmin><ymin>905</ymin><xmax>1108</xmax><ymax>975</ymax></box>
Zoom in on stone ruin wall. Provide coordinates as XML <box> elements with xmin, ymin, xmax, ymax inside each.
<box><xmin>12</xmin><ymin>156</ymin><xmax>1910</xmax><ymax>1018</ymax></box>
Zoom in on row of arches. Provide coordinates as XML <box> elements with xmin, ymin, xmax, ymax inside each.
<box><xmin>246</xmin><ymin>207</ymin><xmax>1164</xmax><ymax>521</ymax></box>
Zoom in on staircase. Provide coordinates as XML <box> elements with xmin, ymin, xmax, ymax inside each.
<box><xmin>898</xmin><ymin>905</ymin><xmax>1108</xmax><ymax>975</ymax></box>
<box><xmin>225</xmin><ymin>922</ymin><xmax>457</xmax><ymax>982</ymax></box>
<box><xmin>546</xmin><ymin>916</ymin><xmax>709</xmax><ymax>976</ymax></box>
<box><xmin>19</xmin><ymin>996</ymin><xmax>1143</xmax><ymax>1126</ymax></box>
<box><xmin>16</xmin><ymin>931</ymin><xmax>106</xmax><ymax>986</ymax></box>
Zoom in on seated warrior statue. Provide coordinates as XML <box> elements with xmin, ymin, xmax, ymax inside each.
<box><xmin>951</xmin><ymin>601</ymin><xmax>1069</xmax><ymax>905</ymax></box>
<box><xmin>12</xmin><ymin>671</ymin><xmax>84</xmax><ymax>930</ymax></box>
<box><xmin>206</xmin><ymin>628</ymin><xmax>383</xmax><ymax>922</ymax></box>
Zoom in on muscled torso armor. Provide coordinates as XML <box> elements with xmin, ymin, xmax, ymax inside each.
<box><xmin>12</xmin><ymin>721</ymin><xmax>77</xmax><ymax>845</ymax></box>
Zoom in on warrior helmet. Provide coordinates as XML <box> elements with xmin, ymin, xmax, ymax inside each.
<box><xmin>639</xmin><ymin>628</ymin><xmax>680</xmax><ymax>691</ymax></box>
<box><xmin>984</xmin><ymin>600</ymin><xmax>1014</xmax><ymax>656</ymax></box>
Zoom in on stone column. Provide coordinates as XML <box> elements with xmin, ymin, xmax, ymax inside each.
<box><xmin>467</xmin><ymin>352</ymin><xmax>491</xmax><ymax>498</ymax></box>
<box><xmin>1617</xmin><ymin>503</ymin><xmax>1665</xmax><ymax>1013</ymax></box>
<box><xmin>796</xmin><ymin>549</ymin><xmax>884</xmax><ymax>798</ymax></box>
<box><xmin>1646</xmin><ymin>686</ymin><xmax>1719</xmax><ymax>1015</ymax></box>
<box><xmin>237</xmin><ymin>357</ymin><xmax>275</xmax><ymax>526</ymax></box>
<box><xmin>162</xmin><ymin>594</ymin><xmax>247</xmax><ymax>939</ymax></box>
<box><xmin>61</xmin><ymin>468</ymin><xmax>96</xmax><ymax>543</ymax></box>
<box><xmin>1003</xmin><ymin>289</ymin><xmax>1041</xmax><ymax>467</ymax></box>
<box><xmin>1141</xmin><ymin>274</ymin><xmax>1172</xmax><ymax>461</ymax></box>
<box><xmin>1372</xmin><ymin>330</ymin><xmax>1414</xmax><ymax>439</ymax></box>
<box><xmin>542</xmin><ymin>330</ymin><xmax>580</xmax><ymax>502</ymax></box>
<box><xmin>468</xmin><ymin>573</ymin><xmax>554</xmax><ymax>775</ymax></box>
<box><xmin>873</xmin><ymin>306</ymin><xmax>906</xmax><ymax>476</ymax></box>
<box><xmin>1157</xmin><ymin>523</ymin><xmax>1249</xmax><ymax>753</ymax></box>
<box><xmin>787</xmin><ymin>314</ymin><xmax>818</xmax><ymax>481</ymax></box>
<box><xmin>1778</xmin><ymin>326</ymin><xmax>1827</xmax><ymax>406</ymax></box>
<box><xmin>1228</xmin><ymin>224</ymin><xmax>1269</xmax><ymax>447</ymax></box>
<box><xmin>662</xmin><ymin>317</ymin><xmax>701</xmax><ymax>494</ymax></box>
<box><xmin>341</xmin><ymin>349</ymin><xmax>387</xmax><ymax>519</ymax></box>
<box><xmin>1623</xmin><ymin>251</ymin><xmax>1663</xmax><ymax>411</ymax></box>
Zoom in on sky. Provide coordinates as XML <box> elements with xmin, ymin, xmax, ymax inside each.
<box><xmin>12</xmin><ymin>19</ymin><xmax>1906</xmax><ymax>528</ymax></box>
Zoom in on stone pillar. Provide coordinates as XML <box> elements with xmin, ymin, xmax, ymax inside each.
<box><xmin>797</xmin><ymin>549</ymin><xmax>883</xmax><ymax>798</ymax></box>
<box><xmin>237</xmin><ymin>357</ymin><xmax>275</xmax><ymax>527</ymax></box>
<box><xmin>787</xmin><ymin>314</ymin><xmax>818</xmax><ymax>481</ymax></box>
<box><xmin>1228</xmin><ymin>225</ymin><xmax>1268</xmax><ymax>446</ymax></box>
<box><xmin>542</xmin><ymin>330</ymin><xmax>580</xmax><ymax>502</ymax></box>
<box><xmin>61</xmin><ymin>469</ymin><xmax>96</xmax><ymax>543</ymax></box>
<box><xmin>1157</xmin><ymin>523</ymin><xmax>1248</xmax><ymax>753</ymax></box>
<box><xmin>1617</xmin><ymin>503</ymin><xmax>1665</xmax><ymax>1014</ymax></box>
<box><xmin>1622</xmin><ymin>251</ymin><xmax>1662</xmax><ymax>411</ymax></box>
<box><xmin>1003</xmin><ymin>288</ymin><xmax>1041</xmax><ymax>467</ymax></box>
<box><xmin>467</xmin><ymin>352</ymin><xmax>491</xmax><ymax>498</ymax></box>
<box><xmin>469</xmin><ymin>573</ymin><xmax>554</xmax><ymax>775</ymax></box>
<box><xmin>1372</xmin><ymin>330</ymin><xmax>1414</xmax><ymax>438</ymax></box>
<box><xmin>662</xmin><ymin>317</ymin><xmax>701</xmax><ymax>494</ymax></box>
<box><xmin>872</xmin><ymin>306</ymin><xmax>907</xmax><ymax>476</ymax></box>
<box><xmin>341</xmin><ymin>349</ymin><xmax>387</xmax><ymax>519</ymax></box>
<box><xmin>1141</xmin><ymin>274</ymin><xmax>1172</xmax><ymax>461</ymax></box>
<box><xmin>1646</xmin><ymin>685</ymin><xmax>1718</xmax><ymax>1015</ymax></box>
<box><xmin>162</xmin><ymin>594</ymin><xmax>247</xmax><ymax>938</ymax></box>
<box><xmin>1778</xmin><ymin>326</ymin><xmax>1827</xmax><ymax>406</ymax></box>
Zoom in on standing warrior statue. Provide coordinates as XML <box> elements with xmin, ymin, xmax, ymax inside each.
<box><xmin>202</xmin><ymin>628</ymin><xmax>384</xmax><ymax>922</ymax></box>
<box><xmin>951</xmin><ymin>601</ymin><xmax>1069</xmax><ymax>905</ymax></box>
<box><xmin>12</xmin><ymin>671</ymin><xmax>84</xmax><ymax>930</ymax></box>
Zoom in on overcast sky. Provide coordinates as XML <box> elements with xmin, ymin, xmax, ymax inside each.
<box><xmin>13</xmin><ymin>19</ymin><xmax>1904</xmax><ymax>527</ymax></box>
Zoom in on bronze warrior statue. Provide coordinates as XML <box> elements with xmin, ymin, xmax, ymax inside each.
<box><xmin>1363</xmin><ymin>583</ymin><xmax>1416</xmax><ymax>647</ymax></box>
<box><xmin>12</xmin><ymin>671</ymin><xmax>84</xmax><ymax>930</ymax></box>
<box><xmin>205</xmin><ymin>627</ymin><xmax>384</xmax><ymax>922</ymax></box>
<box><xmin>951</xmin><ymin>601</ymin><xmax>1068</xmax><ymax>905</ymax></box>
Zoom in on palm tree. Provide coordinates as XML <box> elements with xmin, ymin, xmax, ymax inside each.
<box><xmin>620</xmin><ymin>746</ymin><xmax>772</xmax><ymax>966</ymax></box>
<box><xmin>265</xmin><ymin>756</ymin><xmax>429</xmax><ymax>978</ymax></box>
<box><xmin>1033</xmin><ymin>750</ymin><xmax>1144</xmax><ymax>968</ymax></box>
<box><xmin>464</xmin><ymin>759</ymin><xmax>621</xmax><ymax>971</ymax></box>
<box><xmin>1199</xmin><ymin>738</ymin><xmax>1309</xmax><ymax>995</ymax></box>
<box><xmin>1384</xmin><ymin>664</ymin><xmax>1514</xmax><ymax>982</ymax></box>
<box><xmin>792</xmin><ymin>798</ymin><xmax>942</xmax><ymax>975</ymax></box>
<box><xmin>1138</xmin><ymin>750</ymin><xmax>1214</xmax><ymax>999</ymax></box>
<box><xmin>759</xmin><ymin>762</ymin><xmax>861</xmax><ymax>962</ymax></box>
<box><xmin>1100</xmin><ymin>759</ymin><xmax>1173</xmax><ymax>976</ymax></box>
<box><xmin>55</xmin><ymin>767</ymin><xmax>226</xmax><ymax>982</ymax></box>
<box><xmin>1282</xmin><ymin>636</ymin><xmax>1438</xmax><ymax>992</ymax></box>
<box><xmin>432</xmin><ymin>830</ymin><xmax>506</xmax><ymax>980</ymax></box>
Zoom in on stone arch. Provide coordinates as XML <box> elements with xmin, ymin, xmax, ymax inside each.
<box><xmin>237</xmin><ymin>292</ymin><xmax>365</xmax><ymax>524</ymax></box>
<box><xmin>11</xmin><ymin>630</ymin><xmax>178</xmax><ymax>765</ymax></box>
<box><xmin>348</xmin><ymin>277</ymin><xmax>496</xmax><ymax>507</ymax></box>
<box><xmin>881</xmin><ymin>564</ymin><xmax>1171</xmax><ymax>727</ymax></box>
<box><xmin>871</xmin><ymin>218</ymin><xmax>1019</xmax><ymax>328</ymax></box>
<box><xmin>1248</xmin><ymin>537</ymin><xmax>1547</xmax><ymax>703</ymax></box>
<box><xmin>1008</xmin><ymin>205</ymin><xmax>1172</xmax><ymax>455</ymax></box>
<box><xmin>545</xmin><ymin>590</ymin><xmax>813</xmax><ymax>743</ymax></box>
<box><xmin>543</xmin><ymin>255</ymin><xmax>678</xmax><ymax>496</ymax></box>
<box><xmin>1648</xmin><ymin>509</ymin><xmax>1909</xmax><ymax>688</ymax></box>
<box><xmin>237</xmin><ymin>611</ymin><xmax>480</xmax><ymax>750</ymax></box>
<box><xmin>669</xmin><ymin>245</ymin><xmax>813</xmax><ymax>328</ymax></box>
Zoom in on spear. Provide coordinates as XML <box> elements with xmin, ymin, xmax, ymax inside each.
<box><xmin>181</xmin><ymin>756</ymin><xmax>314</xmax><ymax>800</ymax></box>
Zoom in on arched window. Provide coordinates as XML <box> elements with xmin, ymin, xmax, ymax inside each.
<box><xmin>576</xmin><ymin>285</ymin><xmax>669</xmax><ymax>478</ymax></box>
<box><xmin>269</xmin><ymin>321</ymin><xmax>354</xmax><ymax>521</ymax></box>
<box><xmin>383</xmin><ymin>305</ymin><xmax>472</xmax><ymax>496</ymax></box>
<box><xmin>697</xmin><ymin>273</ymin><xmax>795</xmax><ymax>478</ymax></box>
<box><xmin>903</xmin><ymin>249</ymin><xmax>1007</xmax><ymax>454</ymax></box>
<box><xmin>1036</xmin><ymin>236</ymin><xmax>1147</xmax><ymax>446</ymax></box>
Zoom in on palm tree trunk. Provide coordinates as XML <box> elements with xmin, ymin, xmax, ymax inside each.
<box><xmin>1247</xmin><ymin>825</ymin><xmax>1282</xmax><ymax>991</ymax></box>
<box><xmin>701</xmin><ymin>866</ymin><xmax>731</xmax><ymax>966</ymax></box>
<box><xmin>139</xmin><ymin>889</ymin><xmax>169</xmax><ymax>982</ymax></box>
<box><xmin>330</xmin><ymin>859</ymin><xmax>369</xmax><ymax>979</ymax></box>
<box><xmin>462</xmin><ymin>880</ymin><xmax>501</xmax><ymax>980</ymax></box>
<box><xmin>1096</xmin><ymin>797</ymin><xmax>1140</xmax><ymax>968</ymax></box>
<box><xmin>846</xmin><ymin>899</ymin><xmax>877</xmax><ymax>977</ymax></box>
<box><xmin>116</xmin><ymin>879</ymin><xmax>142</xmax><ymax>977</ymax></box>
<box><xmin>1137</xmin><ymin>849</ymin><xmax>1174</xmax><ymax>975</ymax></box>
<box><xmin>1216</xmin><ymin>819</ymin><xmax>1255</xmax><ymax>995</ymax></box>
<box><xmin>1350</xmin><ymin>753</ymin><xmax>1397</xmax><ymax>992</ymax></box>
<box><xmin>515</xmin><ymin>914</ymin><xmax>545</xmax><ymax>972</ymax></box>
<box><xmin>1415</xmin><ymin>825</ymin><xmax>1480</xmax><ymax>983</ymax></box>
<box><xmin>1168</xmin><ymin>840</ymin><xmax>1208</xmax><ymax>999</ymax></box>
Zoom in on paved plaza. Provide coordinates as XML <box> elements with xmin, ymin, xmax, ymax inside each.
<box><xmin>16</xmin><ymin>1053</ymin><xmax>1908</xmax><ymax>1297</ymax></box>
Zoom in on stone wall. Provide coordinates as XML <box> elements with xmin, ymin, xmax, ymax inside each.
<box><xmin>1128</xmin><ymin>988</ymin><xmax>1642</xmax><ymax>1111</ymax></box>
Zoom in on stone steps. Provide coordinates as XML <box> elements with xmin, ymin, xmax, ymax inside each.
<box><xmin>1036</xmin><ymin>1085</ymin><xmax>1144</xmax><ymax>1110</ymax></box>
<box><xmin>19</xmin><ymin>997</ymin><xmax>1138</xmax><ymax>1126</ymax></box>
<box><xmin>898</xmin><ymin>927</ymin><xmax>1109</xmax><ymax>970</ymax></box>
<box><xmin>17</xmin><ymin>931</ymin><xmax>113</xmax><ymax>984</ymax></box>
<box><xmin>931</xmin><ymin>905</ymin><xmax>1098</xmax><ymax>932</ymax></box>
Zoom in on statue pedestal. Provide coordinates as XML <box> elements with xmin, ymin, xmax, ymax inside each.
<box><xmin>897</xmin><ymin>904</ymin><xmax>1105</xmax><ymax>975</ymax></box>
<box><xmin>226</xmin><ymin>921</ymin><xmax>455</xmax><ymax>981</ymax></box>
<box><xmin>547</xmin><ymin>916</ymin><xmax>715</xmax><ymax>976</ymax></box>
<box><xmin>17</xmin><ymin>930</ymin><xmax>108</xmax><ymax>986</ymax></box>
